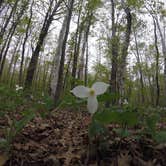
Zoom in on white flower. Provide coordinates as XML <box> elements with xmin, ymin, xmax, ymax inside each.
<box><xmin>71</xmin><ymin>82</ymin><xmax>109</xmax><ymax>114</ymax></box>
<box><xmin>15</xmin><ymin>84</ymin><xmax>23</xmax><ymax>91</ymax></box>
<box><xmin>123</xmin><ymin>99</ymin><xmax>128</xmax><ymax>105</ymax></box>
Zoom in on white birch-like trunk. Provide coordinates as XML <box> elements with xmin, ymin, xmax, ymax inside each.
<box><xmin>50</xmin><ymin>17</ymin><xmax>68</xmax><ymax>97</ymax></box>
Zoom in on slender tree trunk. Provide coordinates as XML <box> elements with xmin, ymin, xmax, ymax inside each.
<box><xmin>78</xmin><ymin>13</ymin><xmax>92</xmax><ymax>81</ymax></box>
<box><xmin>154</xmin><ymin>18</ymin><xmax>166</xmax><ymax>97</ymax></box>
<box><xmin>133</xmin><ymin>29</ymin><xmax>145</xmax><ymax>104</ymax></box>
<box><xmin>7</xmin><ymin>39</ymin><xmax>20</xmax><ymax>82</ymax></box>
<box><xmin>10</xmin><ymin>54</ymin><xmax>20</xmax><ymax>87</ymax></box>
<box><xmin>153</xmin><ymin>19</ymin><xmax>160</xmax><ymax>106</ymax></box>
<box><xmin>0</xmin><ymin>0</ymin><xmax>28</xmax><ymax>68</ymax></box>
<box><xmin>51</xmin><ymin>0</ymin><xmax>74</xmax><ymax>103</ymax></box>
<box><xmin>118</xmin><ymin>5</ymin><xmax>132</xmax><ymax>103</ymax></box>
<box><xmin>24</xmin><ymin>0</ymin><xmax>62</xmax><ymax>89</ymax></box>
<box><xmin>84</xmin><ymin>40</ymin><xmax>89</xmax><ymax>86</ymax></box>
<box><xmin>63</xmin><ymin>52</ymin><xmax>72</xmax><ymax>90</ymax></box>
<box><xmin>71</xmin><ymin>0</ymin><xmax>83</xmax><ymax>87</ymax></box>
<box><xmin>0</xmin><ymin>0</ymin><xmax>19</xmax><ymax>40</ymax></box>
<box><xmin>0</xmin><ymin>27</ymin><xmax>17</xmax><ymax>78</ymax></box>
<box><xmin>19</xmin><ymin>0</ymin><xmax>33</xmax><ymax>86</ymax></box>
<box><xmin>109</xmin><ymin>0</ymin><xmax>119</xmax><ymax>105</ymax></box>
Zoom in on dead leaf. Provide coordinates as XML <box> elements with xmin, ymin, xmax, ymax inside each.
<box><xmin>118</xmin><ymin>151</ymin><xmax>131</xmax><ymax>166</ymax></box>
<box><xmin>0</xmin><ymin>154</ymin><xmax>8</xmax><ymax>166</ymax></box>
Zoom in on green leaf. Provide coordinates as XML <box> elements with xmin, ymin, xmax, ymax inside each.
<box><xmin>88</xmin><ymin>120</ymin><xmax>107</xmax><ymax>138</ymax></box>
<box><xmin>94</xmin><ymin>109</ymin><xmax>138</xmax><ymax>126</ymax></box>
<box><xmin>14</xmin><ymin>110</ymin><xmax>35</xmax><ymax>134</ymax></box>
<box><xmin>114</xmin><ymin>128</ymin><xmax>130</xmax><ymax>138</ymax></box>
<box><xmin>154</xmin><ymin>131</ymin><xmax>166</xmax><ymax>143</ymax></box>
<box><xmin>94</xmin><ymin>110</ymin><xmax>120</xmax><ymax>124</ymax></box>
<box><xmin>119</xmin><ymin>111</ymin><xmax>138</xmax><ymax>127</ymax></box>
<box><xmin>146</xmin><ymin>114</ymin><xmax>160</xmax><ymax>135</ymax></box>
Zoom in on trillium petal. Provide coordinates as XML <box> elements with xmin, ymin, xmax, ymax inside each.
<box><xmin>92</xmin><ymin>82</ymin><xmax>109</xmax><ymax>95</ymax></box>
<box><xmin>71</xmin><ymin>86</ymin><xmax>89</xmax><ymax>98</ymax></box>
<box><xmin>87</xmin><ymin>96</ymin><xmax>98</xmax><ymax>114</ymax></box>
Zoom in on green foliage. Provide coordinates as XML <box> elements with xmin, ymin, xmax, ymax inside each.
<box><xmin>0</xmin><ymin>84</ymin><xmax>54</xmax><ymax>152</ymax></box>
<box><xmin>0</xmin><ymin>110</ymin><xmax>35</xmax><ymax>153</ymax></box>
<box><xmin>60</xmin><ymin>93</ymin><xmax>86</xmax><ymax>110</ymax></box>
<box><xmin>88</xmin><ymin>120</ymin><xmax>108</xmax><ymax>138</ymax></box>
<box><xmin>98</xmin><ymin>92</ymin><xmax>119</xmax><ymax>103</ymax></box>
<box><xmin>145</xmin><ymin>114</ymin><xmax>159</xmax><ymax>136</ymax></box>
<box><xmin>87</xmin><ymin>0</ymin><xmax>102</xmax><ymax>11</ymax></box>
<box><xmin>0</xmin><ymin>85</ymin><xmax>24</xmax><ymax>112</ymax></box>
<box><xmin>154</xmin><ymin>131</ymin><xmax>166</xmax><ymax>143</ymax></box>
<box><xmin>94</xmin><ymin>109</ymin><xmax>138</xmax><ymax>127</ymax></box>
<box><xmin>126</xmin><ymin>0</ymin><xmax>144</xmax><ymax>8</ymax></box>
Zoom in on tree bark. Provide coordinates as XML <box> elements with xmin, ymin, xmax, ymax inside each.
<box><xmin>118</xmin><ymin>4</ymin><xmax>132</xmax><ymax>103</ymax></box>
<box><xmin>109</xmin><ymin>0</ymin><xmax>119</xmax><ymax>105</ymax></box>
<box><xmin>0</xmin><ymin>0</ymin><xmax>19</xmax><ymax>41</ymax></box>
<box><xmin>84</xmin><ymin>40</ymin><xmax>89</xmax><ymax>86</ymax></box>
<box><xmin>71</xmin><ymin>0</ymin><xmax>83</xmax><ymax>87</ymax></box>
<box><xmin>133</xmin><ymin>28</ymin><xmax>145</xmax><ymax>104</ymax></box>
<box><xmin>19</xmin><ymin>0</ymin><xmax>33</xmax><ymax>86</ymax></box>
<box><xmin>78</xmin><ymin>13</ymin><xmax>92</xmax><ymax>81</ymax></box>
<box><xmin>50</xmin><ymin>0</ymin><xmax>74</xmax><ymax>104</ymax></box>
<box><xmin>24</xmin><ymin>0</ymin><xmax>62</xmax><ymax>89</ymax></box>
<box><xmin>153</xmin><ymin>19</ymin><xmax>160</xmax><ymax>106</ymax></box>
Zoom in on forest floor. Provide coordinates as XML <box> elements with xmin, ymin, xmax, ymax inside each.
<box><xmin>0</xmin><ymin>109</ymin><xmax>166</xmax><ymax>166</ymax></box>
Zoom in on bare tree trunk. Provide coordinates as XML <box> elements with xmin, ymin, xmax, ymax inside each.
<box><xmin>133</xmin><ymin>28</ymin><xmax>145</xmax><ymax>104</ymax></box>
<box><xmin>19</xmin><ymin>0</ymin><xmax>33</xmax><ymax>86</ymax></box>
<box><xmin>0</xmin><ymin>0</ymin><xmax>19</xmax><ymax>40</ymax></box>
<box><xmin>118</xmin><ymin>5</ymin><xmax>132</xmax><ymax>103</ymax></box>
<box><xmin>0</xmin><ymin>0</ymin><xmax>28</xmax><ymax>72</ymax></box>
<box><xmin>7</xmin><ymin>38</ymin><xmax>20</xmax><ymax>82</ymax></box>
<box><xmin>51</xmin><ymin>0</ymin><xmax>74</xmax><ymax>103</ymax></box>
<box><xmin>84</xmin><ymin>40</ymin><xmax>89</xmax><ymax>86</ymax></box>
<box><xmin>153</xmin><ymin>19</ymin><xmax>160</xmax><ymax>106</ymax></box>
<box><xmin>63</xmin><ymin>52</ymin><xmax>72</xmax><ymax>90</ymax></box>
<box><xmin>155</xmin><ymin>18</ymin><xmax>166</xmax><ymax>97</ymax></box>
<box><xmin>78</xmin><ymin>13</ymin><xmax>92</xmax><ymax>81</ymax></box>
<box><xmin>0</xmin><ymin>28</ymin><xmax>17</xmax><ymax>78</ymax></box>
<box><xmin>71</xmin><ymin>0</ymin><xmax>83</xmax><ymax>87</ymax></box>
<box><xmin>24</xmin><ymin>0</ymin><xmax>62</xmax><ymax>89</ymax></box>
<box><xmin>109</xmin><ymin>0</ymin><xmax>119</xmax><ymax>105</ymax></box>
<box><xmin>10</xmin><ymin>43</ymin><xmax>22</xmax><ymax>86</ymax></box>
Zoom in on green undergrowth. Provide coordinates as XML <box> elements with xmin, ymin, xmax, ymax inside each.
<box><xmin>0</xmin><ymin>84</ymin><xmax>54</xmax><ymax>153</ymax></box>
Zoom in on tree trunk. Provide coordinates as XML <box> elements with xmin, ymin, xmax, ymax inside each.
<box><xmin>19</xmin><ymin>0</ymin><xmax>33</xmax><ymax>86</ymax></box>
<box><xmin>84</xmin><ymin>40</ymin><xmax>89</xmax><ymax>86</ymax></box>
<box><xmin>0</xmin><ymin>0</ymin><xmax>28</xmax><ymax>71</ymax></box>
<box><xmin>153</xmin><ymin>19</ymin><xmax>160</xmax><ymax>106</ymax></box>
<box><xmin>50</xmin><ymin>0</ymin><xmax>74</xmax><ymax>104</ymax></box>
<box><xmin>7</xmin><ymin>38</ymin><xmax>20</xmax><ymax>82</ymax></box>
<box><xmin>118</xmin><ymin>5</ymin><xmax>132</xmax><ymax>103</ymax></box>
<box><xmin>133</xmin><ymin>28</ymin><xmax>145</xmax><ymax>104</ymax></box>
<box><xmin>24</xmin><ymin>0</ymin><xmax>62</xmax><ymax>89</ymax></box>
<box><xmin>78</xmin><ymin>13</ymin><xmax>92</xmax><ymax>81</ymax></box>
<box><xmin>0</xmin><ymin>0</ymin><xmax>19</xmax><ymax>41</ymax></box>
<box><xmin>109</xmin><ymin>0</ymin><xmax>119</xmax><ymax>105</ymax></box>
<box><xmin>71</xmin><ymin>0</ymin><xmax>83</xmax><ymax>87</ymax></box>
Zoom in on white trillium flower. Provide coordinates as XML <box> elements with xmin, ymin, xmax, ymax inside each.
<box><xmin>71</xmin><ymin>82</ymin><xmax>109</xmax><ymax>114</ymax></box>
<box><xmin>123</xmin><ymin>99</ymin><xmax>128</xmax><ymax>105</ymax></box>
<box><xmin>15</xmin><ymin>84</ymin><xmax>23</xmax><ymax>91</ymax></box>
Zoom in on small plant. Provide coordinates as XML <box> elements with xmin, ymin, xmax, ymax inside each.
<box><xmin>71</xmin><ymin>82</ymin><xmax>110</xmax><ymax>159</ymax></box>
<box><xmin>0</xmin><ymin>110</ymin><xmax>35</xmax><ymax>153</ymax></box>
